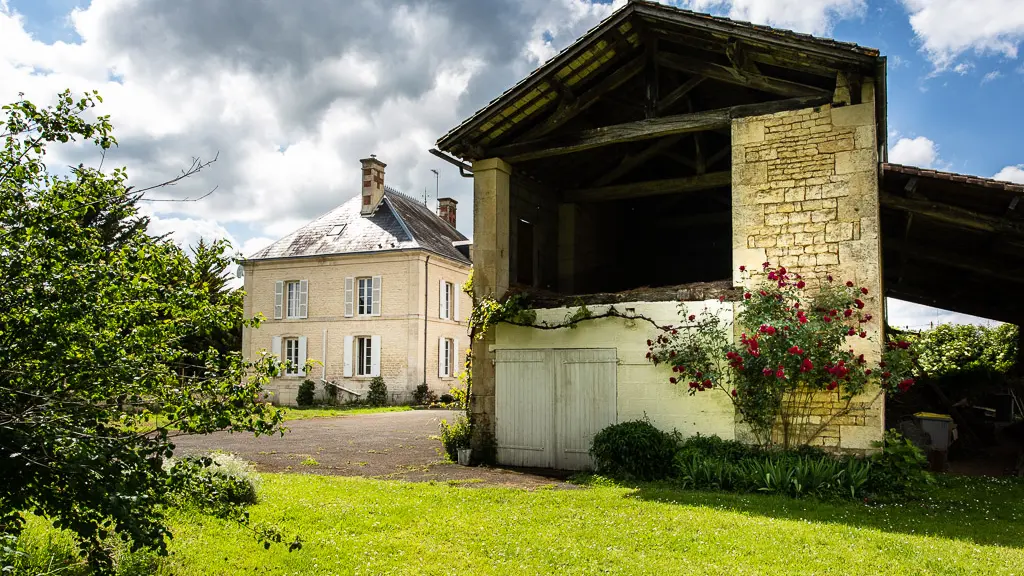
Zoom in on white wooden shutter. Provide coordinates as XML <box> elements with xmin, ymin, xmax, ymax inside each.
<box><xmin>344</xmin><ymin>277</ymin><xmax>354</xmax><ymax>318</ymax></box>
<box><xmin>453</xmin><ymin>286</ymin><xmax>460</xmax><ymax>322</ymax></box>
<box><xmin>453</xmin><ymin>338</ymin><xmax>460</xmax><ymax>373</ymax></box>
<box><xmin>298</xmin><ymin>279</ymin><xmax>309</xmax><ymax>319</ymax></box>
<box><xmin>436</xmin><ymin>278</ymin><xmax>444</xmax><ymax>317</ymax></box>
<box><xmin>274</xmin><ymin>281</ymin><xmax>284</xmax><ymax>319</ymax></box>
<box><xmin>343</xmin><ymin>335</ymin><xmax>353</xmax><ymax>377</ymax></box>
<box><xmin>297</xmin><ymin>336</ymin><xmax>307</xmax><ymax>376</ymax></box>
<box><xmin>371</xmin><ymin>276</ymin><xmax>382</xmax><ymax>316</ymax></box>
<box><xmin>370</xmin><ymin>335</ymin><xmax>381</xmax><ymax>376</ymax></box>
<box><xmin>271</xmin><ymin>336</ymin><xmax>282</xmax><ymax>359</ymax></box>
<box><xmin>438</xmin><ymin>337</ymin><xmax>446</xmax><ymax>377</ymax></box>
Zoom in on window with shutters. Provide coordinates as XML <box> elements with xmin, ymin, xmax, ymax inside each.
<box><xmin>440</xmin><ymin>338</ymin><xmax>453</xmax><ymax>377</ymax></box>
<box><xmin>441</xmin><ymin>281</ymin><xmax>453</xmax><ymax>320</ymax></box>
<box><xmin>357</xmin><ymin>336</ymin><xmax>373</xmax><ymax>376</ymax></box>
<box><xmin>357</xmin><ymin>277</ymin><xmax>373</xmax><ymax>316</ymax></box>
<box><xmin>284</xmin><ymin>337</ymin><xmax>300</xmax><ymax>375</ymax></box>
<box><xmin>285</xmin><ymin>281</ymin><xmax>301</xmax><ymax>318</ymax></box>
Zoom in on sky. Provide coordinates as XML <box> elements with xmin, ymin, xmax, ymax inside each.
<box><xmin>1</xmin><ymin>0</ymin><xmax>1021</xmax><ymax>330</ymax></box>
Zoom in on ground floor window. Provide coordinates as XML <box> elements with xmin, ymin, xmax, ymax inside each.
<box><xmin>357</xmin><ymin>336</ymin><xmax>373</xmax><ymax>376</ymax></box>
<box><xmin>284</xmin><ymin>337</ymin><xmax>300</xmax><ymax>375</ymax></box>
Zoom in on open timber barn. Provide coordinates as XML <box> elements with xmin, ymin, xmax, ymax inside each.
<box><xmin>433</xmin><ymin>1</ymin><xmax>1024</xmax><ymax>470</ymax></box>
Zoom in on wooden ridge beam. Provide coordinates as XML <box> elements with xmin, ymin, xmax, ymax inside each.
<box><xmin>656</xmin><ymin>52</ymin><xmax>830</xmax><ymax>98</ymax></box>
<box><xmin>491</xmin><ymin>94</ymin><xmax>830</xmax><ymax>163</ymax></box>
<box><xmin>880</xmin><ymin>193</ymin><xmax>1024</xmax><ymax>238</ymax></box>
<box><xmin>564</xmin><ymin>171</ymin><xmax>730</xmax><ymax>203</ymax></box>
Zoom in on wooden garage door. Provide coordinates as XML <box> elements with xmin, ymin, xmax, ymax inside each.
<box><xmin>495</xmin><ymin>348</ymin><xmax>617</xmax><ymax>470</ymax></box>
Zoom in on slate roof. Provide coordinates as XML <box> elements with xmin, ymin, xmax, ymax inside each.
<box><xmin>248</xmin><ymin>188</ymin><xmax>470</xmax><ymax>265</ymax></box>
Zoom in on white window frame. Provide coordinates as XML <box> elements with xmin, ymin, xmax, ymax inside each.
<box><xmin>357</xmin><ymin>336</ymin><xmax>373</xmax><ymax>376</ymax></box>
<box><xmin>357</xmin><ymin>277</ymin><xmax>373</xmax><ymax>316</ymax></box>
<box><xmin>284</xmin><ymin>337</ymin><xmax>300</xmax><ymax>375</ymax></box>
<box><xmin>441</xmin><ymin>281</ymin><xmax>453</xmax><ymax>320</ymax></box>
<box><xmin>442</xmin><ymin>338</ymin><xmax>453</xmax><ymax>377</ymax></box>
<box><xmin>285</xmin><ymin>280</ymin><xmax>301</xmax><ymax>319</ymax></box>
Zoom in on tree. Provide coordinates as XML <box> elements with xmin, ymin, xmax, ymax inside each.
<box><xmin>0</xmin><ymin>90</ymin><xmax>284</xmax><ymax>571</ymax></box>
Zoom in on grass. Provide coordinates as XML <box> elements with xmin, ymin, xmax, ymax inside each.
<box><xmin>10</xmin><ymin>473</ymin><xmax>1024</xmax><ymax>575</ymax></box>
<box><xmin>277</xmin><ymin>405</ymin><xmax>412</xmax><ymax>422</ymax></box>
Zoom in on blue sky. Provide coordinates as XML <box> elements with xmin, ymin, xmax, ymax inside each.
<box><xmin>2</xmin><ymin>0</ymin><xmax>1022</xmax><ymax>328</ymax></box>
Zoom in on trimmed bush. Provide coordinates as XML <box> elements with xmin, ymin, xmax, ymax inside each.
<box><xmin>165</xmin><ymin>453</ymin><xmax>262</xmax><ymax>513</ymax></box>
<box><xmin>296</xmin><ymin>379</ymin><xmax>316</xmax><ymax>407</ymax></box>
<box><xmin>439</xmin><ymin>393</ymin><xmax>455</xmax><ymax>404</ymax></box>
<box><xmin>440</xmin><ymin>416</ymin><xmax>472</xmax><ymax>461</ymax></box>
<box><xmin>366</xmin><ymin>376</ymin><xmax>388</xmax><ymax>407</ymax></box>
<box><xmin>590</xmin><ymin>419</ymin><xmax>679</xmax><ymax>481</ymax></box>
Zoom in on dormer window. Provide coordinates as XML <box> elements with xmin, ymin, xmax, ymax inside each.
<box><xmin>328</xmin><ymin>225</ymin><xmax>346</xmax><ymax>236</ymax></box>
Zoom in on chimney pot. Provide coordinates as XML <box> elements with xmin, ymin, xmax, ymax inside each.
<box><xmin>437</xmin><ymin>197</ymin><xmax>458</xmax><ymax>228</ymax></box>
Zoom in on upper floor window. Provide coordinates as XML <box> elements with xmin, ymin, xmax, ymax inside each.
<box><xmin>440</xmin><ymin>281</ymin><xmax>454</xmax><ymax>320</ymax></box>
<box><xmin>358</xmin><ymin>277</ymin><xmax>373</xmax><ymax>316</ymax></box>
<box><xmin>274</xmin><ymin>280</ymin><xmax>307</xmax><ymax>320</ymax></box>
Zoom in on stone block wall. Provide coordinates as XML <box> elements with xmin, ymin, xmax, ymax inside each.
<box><xmin>731</xmin><ymin>99</ymin><xmax>885</xmax><ymax>452</ymax></box>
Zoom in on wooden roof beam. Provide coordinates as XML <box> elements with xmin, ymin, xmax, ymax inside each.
<box><xmin>880</xmin><ymin>192</ymin><xmax>1024</xmax><ymax>238</ymax></box>
<box><xmin>491</xmin><ymin>94</ymin><xmax>830</xmax><ymax>163</ymax></box>
<box><xmin>564</xmin><ymin>171</ymin><xmax>730</xmax><ymax>203</ymax></box>
<box><xmin>656</xmin><ymin>52</ymin><xmax>830</xmax><ymax>98</ymax></box>
<box><xmin>655</xmin><ymin>75</ymin><xmax>705</xmax><ymax>115</ymax></box>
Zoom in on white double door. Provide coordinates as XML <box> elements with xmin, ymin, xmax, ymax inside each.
<box><xmin>495</xmin><ymin>348</ymin><xmax>617</xmax><ymax>470</ymax></box>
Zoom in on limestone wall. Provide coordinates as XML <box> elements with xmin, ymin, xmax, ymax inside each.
<box><xmin>731</xmin><ymin>100</ymin><xmax>885</xmax><ymax>451</ymax></box>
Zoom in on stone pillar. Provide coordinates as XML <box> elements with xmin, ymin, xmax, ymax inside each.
<box><xmin>470</xmin><ymin>158</ymin><xmax>511</xmax><ymax>455</ymax></box>
<box><xmin>731</xmin><ymin>94</ymin><xmax>885</xmax><ymax>451</ymax></box>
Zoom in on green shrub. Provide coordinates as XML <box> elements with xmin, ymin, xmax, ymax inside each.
<box><xmin>439</xmin><ymin>393</ymin><xmax>455</xmax><ymax>404</ymax></box>
<box><xmin>413</xmin><ymin>383</ymin><xmax>436</xmax><ymax>405</ymax></box>
<box><xmin>590</xmin><ymin>419</ymin><xmax>679</xmax><ymax>481</ymax></box>
<box><xmin>165</xmin><ymin>452</ymin><xmax>262</xmax><ymax>513</ymax></box>
<box><xmin>677</xmin><ymin>434</ymin><xmax>759</xmax><ymax>462</ymax></box>
<box><xmin>866</xmin><ymin>429</ymin><xmax>935</xmax><ymax>499</ymax></box>
<box><xmin>366</xmin><ymin>377</ymin><xmax>388</xmax><ymax>407</ymax></box>
<box><xmin>440</xmin><ymin>416</ymin><xmax>472</xmax><ymax>461</ymax></box>
<box><xmin>296</xmin><ymin>379</ymin><xmax>316</xmax><ymax>407</ymax></box>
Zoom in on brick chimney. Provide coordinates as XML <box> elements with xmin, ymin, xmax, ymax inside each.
<box><xmin>437</xmin><ymin>197</ymin><xmax>457</xmax><ymax>227</ymax></box>
<box><xmin>360</xmin><ymin>155</ymin><xmax>386</xmax><ymax>215</ymax></box>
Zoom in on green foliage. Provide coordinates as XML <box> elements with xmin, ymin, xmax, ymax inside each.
<box><xmin>439</xmin><ymin>393</ymin><xmax>455</xmax><ymax>404</ymax></box>
<box><xmin>590</xmin><ymin>419</ymin><xmax>680</xmax><ymax>481</ymax></box>
<box><xmin>439</xmin><ymin>416</ymin><xmax>472</xmax><ymax>461</ymax></box>
<box><xmin>296</xmin><ymin>380</ymin><xmax>316</xmax><ymax>407</ymax></box>
<box><xmin>468</xmin><ymin>292</ymin><xmax>537</xmax><ymax>339</ymax></box>
<box><xmin>647</xmin><ymin>265</ymin><xmax>917</xmax><ymax>447</ymax></box>
<box><xmin>166</xmin><ymin>454</ymin><xmax>261</xmax><ymax>515</ymax></box>
<box><xmin>563</xmin><ymin>299</ymin><xmax>593</xmax><ymax>328</ymax></box>
<box><xmin>366</xmin><ymin>377</ymin><xmax>388</xmax><ymax>407</ymax></box>
<box><xmin>413</xmin><ymin>383</ymin><xmax>436</xmax><ymax>405</ymax></box>
<box><xmin>866</xmin><ymin>429</ymin><xmax>935</xmax><ymax>500</ymax></box>
<box><xmin>908</xmin><ymin>323</ymin><xmax>1018</xmax><ymax>377</ymax></box>
<box><xmin>0</xmin><ymin>90</ymin><xmax>285</xmax><ymax>573</ymax></box>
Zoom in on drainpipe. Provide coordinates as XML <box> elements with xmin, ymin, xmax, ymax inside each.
<box><xmin>322</xmin><ymin>328</ymin><xmax>328</xmax><ymax>381</ymax></box>
<box><xmin>423</xmin><ymin>255</ymin><xmax>430</xmax><ymax>388</ymax></box>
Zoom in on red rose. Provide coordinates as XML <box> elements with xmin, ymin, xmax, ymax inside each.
<box><xmin>694</xmin><ymin>371</ymin><xmax>704</xmax><ymax>379</ymax></box>
<box><xmin>689</xmin><ymin>314</ymin><xmax>696</xmax><ymax>321</ymax></box>
<box><xmin>719</xmin><ymin>296</ymin><xmax>726</xmax><ymax>302</ymax></box>
<box><xmin>827</xmin><ymin>275</ymin><xmax>833</xmax><ymax>282</ymax></box>
<box><xmin>647</xmin><ymin>340</ymin><xmax>652</xmax><ymax>346</ymax></box>
<box><xmin>823</xmin><ymin>316</ymin><xmax>832</xmax><ymax>323</ymax></box>
<box><xmin>846</xmin><ymin>281</ymin><xmax>854</xmax><ymax>287</ymax></box>
<box><xmin>800</xmin><ymin>358</ymin><xmax>814</xmax><ymax>372</ymax></box>
<box><xmin>854</xmin><ymin>299</ymin><xmax>865</xmax><ymax>309</ymax></box>
<box><xmin>669</xmin><ymin>350</ymin><xmax>676</xmax><ymax>357</ymax></box>
<box><xmin>848</xmin><ymin>328</ymin><xmax>857</xmax><ymax>336</ymax></box>
<box><xmin>759</xmin><ymin>290</ymin><xmax>768</xmax><ymax>297</ymax></box>
<box><xmin>670</xmin><ymin>377</ymin><xmax>677</xmax><ymax>384</ymax></box>
<box><xmin>744</xmin><ymin>292</ymin><xmax>752</xmax><ymax>299</ymax></box>
<box><xmin>796</xmin><ymin>281</ymin><xmax>806</xmax><ymax>289</ymax></box>
<box><xmin>646</xmin><ymin>352</ymin><xmax>652</xmax><ymax>358</ymax></box>
<box><xmin>689</xmin><ymin>381</ymin><xmax>698</xmax><ymax>389</ymax></box>
<box><xmin>775</xmin><ymin>366</ymin><xmax>785</xmax><ymax>379</ymax></box>
<box><xmin>882</xmin><ymin>371</ymin><xmax>892</xmax><ymax>379</ymax></box>
<box><xmin>827</xmin><ymin>381</ymin><xmax>838</xmax><ymax>391</ymax></box>
<box><xmin>844</xmin><ymin>309</ymin><xmax>853</xmax><ymax>318</ymax></box>
<box><xmin>731</xmin><ymin>389</ymin><xmax>738</xmax><ymax>397</ymax></box>
<box><xmin>864</xmin><ymin>369</ymin><xmax>872</xmax><ymax>376</ymax></box>
<box><xmin>799</xmin><ymin>316</ymin><xmax>808</xmax><ymax>324</ymax></box>
<box><xmin>739</xmin><ymin>265</ymin><xmax>746</xmax><ymax>272</ymax></box>
<box><xmin>762</xmin><ymin>368</ymin><xmax>773</xmax><ymax>376</ymax></box>
<box><xmin>859</xmin><ymin>331</ymin><xmax>867</xmax><ymax>338</ymax></box>
<box><xmin>762</xmin><ymin>261</ymin><xmax>770</xmax><ymax>269</ymax></box>
<box><xmin>703</xmin><ymin>379</ymin><xmax>712</xmax><ymax>387</ymax></box>
<box><xmin>897</xmin><ymin>341</ymin><xmax>910</xmax><ymax>349</ymax></box>
<box><xmin>861</xmin><ymin>287</ymin><xmax>869</xmax><ymax>295</ymax></box>
<box><xmin>779</xmin><ymin>267</ymin><xmax>787</xmax><ymax>275</ymax></box>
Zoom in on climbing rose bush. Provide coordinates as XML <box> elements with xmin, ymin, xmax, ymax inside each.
<box><xmin>646</xmin><ymin>263</ymin><xmax>916</xmax><ymax>447</ymax></box>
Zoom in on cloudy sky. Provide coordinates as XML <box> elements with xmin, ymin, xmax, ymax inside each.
<box><xmin>2</xmin><ymin>0</ymin><xmax>1021</xmax><ymax>329</ymax></box>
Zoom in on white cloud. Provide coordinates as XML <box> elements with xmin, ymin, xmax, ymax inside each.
<box><xmin>982</xmin><ymin>70</ymin><xmax>1002</xmax><ymax>83</ymax></box>
<box><xmin>683</xmin><ymin>0</ymin><xmax>866</xmax><ymax>36</ymax></box>
<box><xmin>993</xmin><ymin>164</ymin><xmax>1024</xmax><ymax>183</ymax></box>
<box><xmin>900</xmin><ymin>0</ymin><xmax>1024</xmax><ymax>70</ymax></box>
<box><xmin>952</xmin><ymin>62</ymin><xmax>973</xmax><ymax>75</ymax></box>
<box><xmin>889</xmin><ymin>136</ymin><xmax>939</xmax><ymax>168</ymax></box>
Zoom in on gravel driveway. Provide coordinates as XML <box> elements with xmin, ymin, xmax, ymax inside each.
<box><xmin>171</xmin><ymin>409</ymin><xmax>573</xmax><ymax>489</ymax></box>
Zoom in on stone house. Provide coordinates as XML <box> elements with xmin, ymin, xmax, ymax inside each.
<box><xmin>432</xmin><ymin>1</ymin><xmax>1024</xmax><ymax>470</ymax></box>
<box><xmin>241</xmin><ymin>156</ymin><xmax>472</xmax><ymax>405</ymax></box>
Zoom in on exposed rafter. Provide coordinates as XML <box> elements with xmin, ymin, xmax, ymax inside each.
<box><xmin>884</xmin><ymin>237</ymin><xmax>1024</xmax><ymax>284</ymax></box>
<box><xmin>490</xmin><ymin>94</ymin><xmax>830</xmax><ymax>163</ymax></box>
<box><xmin>588</xmin><ymin>135</ymin><xmax>684</xmax><ymax>188</ymax></box>
<box><xmin>564</xmin><ymin>171</ymin><xmax>730</xmax><ymax>202</ymax></box>
<box><xmin>655</xmin><ymin>75</ymin><xmax>705</xmax><ymax>115</ymax></box>
<box><xmin>520</xmin><ymin>55</ymin><xmax>646</xmax><ymax>140</ymax></box>
<box><xmin>656</xmin><ymin>52</ymin><xmax>830</xmax><ymax>98</ymax></box>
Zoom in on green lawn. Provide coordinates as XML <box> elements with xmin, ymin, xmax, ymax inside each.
<box><xmin>13</xmin><ymin>473</ymin><xmax>1024</xmax><ymax>575</ymax></box>
<box><xmin>277</xmin><ymin>405</ymin><xmax>413</xmax><ymax>421</ymax></box>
